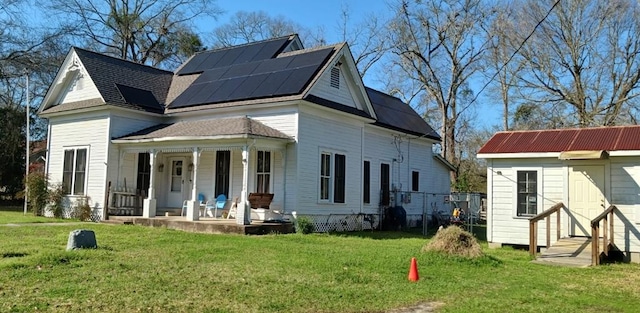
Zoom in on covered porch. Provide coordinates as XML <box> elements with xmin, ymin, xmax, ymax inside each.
<box><xmin>109</xmin><ymin>117</ymin><xmax>295</xmax><ymax>225</ymax></box>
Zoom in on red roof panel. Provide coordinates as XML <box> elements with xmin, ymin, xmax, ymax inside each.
<box><xmin>478</xmin><ymin>126</ymin><xmax>640</xmax><ymax>154</ymax></box>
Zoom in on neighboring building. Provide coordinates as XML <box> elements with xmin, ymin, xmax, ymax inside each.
<box><xmin>478</xmin><ymin>126</ymin><xmax>640</xmax><ymax>262</ymax></box>
<box><xmin>38</xmin><ymin>34</ymin><xmax>451</xmax><ymax>229</ymax></box>
<box><xmin>29</xmin><ymin>140</ymin><xmax>47</xmax><ymax>173</ymax></box>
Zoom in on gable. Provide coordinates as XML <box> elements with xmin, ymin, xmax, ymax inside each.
<box><xmin>305</xmin><ymin>44</ymin><xmax>376</xmax><ymax>118</ymax></box>
<box><xmin>40</xmin><ymin>50</ymin><xmax>104</xmax><ymax>113</ymax></box>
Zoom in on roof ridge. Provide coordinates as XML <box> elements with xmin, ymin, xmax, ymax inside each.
<box><xmin>277</xmin><ymin>43</ymin><xmax>341</xmax><ymax>58</ymax></box>
<box><xmin>193</xmin><ymin>34</ymin><xmax>296</xmax><ymax>57</ymax></box>
<box><xmin>493</xmin><ymin>124</ymin><xmax>640</xmax><ymax>134</ymax></box>
<box><xmin>364</xmin><ymin>86</ymin><xmax>406</xmax><ymax>103</ymax></box>
<box><xmin>72</xmin><ymin>46</ymin><xmax>173</xmax><ymax>74</ymax></box>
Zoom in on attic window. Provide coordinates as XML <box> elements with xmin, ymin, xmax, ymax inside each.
<box><xmin>330</xmin><ymin>67</ymin><xmax>340</xmax><ymax>89</ymax></box>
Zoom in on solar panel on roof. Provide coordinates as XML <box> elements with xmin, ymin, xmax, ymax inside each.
<box><xmin>276</xmin><ymin>65</ymin><xmax>318</xmax><ymax>95</ymax></box>
<box><xmin>232</xmin><ymin>42</ymin><xmax>267</xmax><ymax>64</ymax></box>
<box><xmin>196</xmin><ymin>67</ymin><xmax>228</xmax><ymax>83</ymax></box>
<box><xmin>253</xmin><ymin>38</ymin><xmax>289</xmax><ymax>60</ymax></box>
<box><xmin>220</xmin><ymin>61</ymin><xmax>260</xmax><ymax>79</ymax></box>
<box><xmin>115</xmin><ymin>84</ymin><xmax>162</xmax><ymax>111</ymax></box>
<box><xmin>254</xmin><ymin>57</ymin><xmax>294</xmax><ymax>74</ymax></box>
<box><xmin>188</xmin><ymin>80</ymin><xmax>225</xmax><ymax>105</ymax></box>
<box><xmin>176</xmin><ymin>53</ymin><xmax>209</xmax><ymax>75</ymax></box>
<box><xmin>228</xmin><ymin>73</ymin><xmax>270</xmax><ymax>100</ymax></box>
<box><xmin>250</xmin><ymin>70</ymin><xmax>294</xmax><ymax>98</ymax></box>
<box><xmin>205</xmin><ymin>77</ymin><xmax>246</xmax><ymax>103</ymax></box>
<box><xmin>287</xmin><ymin>48</ymin><xmax>333</xmax><ymax>68</ymax></box>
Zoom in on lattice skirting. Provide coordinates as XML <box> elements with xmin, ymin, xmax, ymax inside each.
<box><xmin>297</xmin><ymin>214</ymin><xmax>381</xmax><ymax>233</ymax></box>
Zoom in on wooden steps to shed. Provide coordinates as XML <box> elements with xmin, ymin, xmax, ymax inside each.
<box><xmin>532</xmin><ymin>237</ymin><xmax>592</xmax><ymax>267</ymax></box>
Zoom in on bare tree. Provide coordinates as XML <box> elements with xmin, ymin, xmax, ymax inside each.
<box><xmin>484</xmin><ymin>9</ymin><xmax>527</xmax><ymax>131</ymax></box>
<box><xmin>387</xmin><ymin>0</ymin><xmax>494</xmax><ymax>183</ymax></box>
<box><xmin>507</xmin><ymin>0</ymin><xmax>640</xmax><ymax>127</ymax></box>
<box><xmin>49</xmin><ymin>0</ymin><xmax>220</xmax><ymax>68</ymax></box>
<box><xmin>336</xmin><ymin>5</ymin><xmax>389</xmax><ymax>77</ymax></box>
<box><xmin>211</xmin><ymin>11</ymin><xmax>326</xmax><ymax>49</ymax></box>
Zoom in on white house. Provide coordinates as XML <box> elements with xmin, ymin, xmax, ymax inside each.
<box><xmin>38</xmin><ymin>34</ymin><xmax>452</xmax><ymax>230</ymax></box>
<box><xmin>478</xmin><ymin>126</ymin><xmax>640</xmax><ymax>262</ymax></box>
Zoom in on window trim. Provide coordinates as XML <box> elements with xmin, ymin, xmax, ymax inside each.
<box><xmin>512</xmin><ymin>167</ymin><xmax>542</xmax><ymax>218</ymax></box>
<box><xmin>318</xmin><ymin>149</ymin><xmax>346</xmax><ymax>204</ymax></box>
<box><xmin>411</xmin><ymin>170</ymin><xmax>420</xmax><ymax>192</ymax></box>
<box><xmin>363</xmin><ymin>160</ymin><xmax>371</xmax><ymax>204</ymax></box>
<box><xmin>61</xmin><ymin>146</ymin><xmax>89</xmax><ymax>196</ymax></box>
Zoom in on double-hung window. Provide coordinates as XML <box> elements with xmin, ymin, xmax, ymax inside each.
<box><xmin>516</xmin><ymin>170</ymin><xmax>538</xmax><ymax>216</ymax></box>
<box><xmin>62</xmin><ymin>148</ymin><xmax>88</xmax><ymax>195</ymax></box>
<box><xmin>319</xmin><ymin>151</ymin><xmax>346</xmax><ymax>203</ymax></box>
<box><xmin>256</xmin><ymin>151</ymin><xmax>271</xmax><ymax>193</ymax></box>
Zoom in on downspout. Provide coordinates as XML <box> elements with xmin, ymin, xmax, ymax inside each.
<box><xmin>360</xmin><ymin>126</ymin><xmax>364</xmax><ymax>214</ymax></box>
<box><xmin>282</xmin><ymin>144</ymin><xmax>287</xmax><ymax>214</ymax></box>
<box><xmin>102</xmin><ymin>113</ymin><xmax>111</xmax><ymax>221</ymax></box>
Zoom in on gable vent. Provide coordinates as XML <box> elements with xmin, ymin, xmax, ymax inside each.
<box><xmin>330</xmin><ymin>67</ymin><xmax>340</xmax><ymax>89</ymax></box>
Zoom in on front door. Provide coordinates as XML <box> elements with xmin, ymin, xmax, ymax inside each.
<box><xmin>569</xmin><ymin>165</ymin><xmax>605</xmax><ymax>237</ymax></box>
<box><xmin>167</xmin><ymin>158</ymin><xmax>187</xmax><ymax>207</ymax></box>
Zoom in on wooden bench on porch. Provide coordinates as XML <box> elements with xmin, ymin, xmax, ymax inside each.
<box><xmin>107</xmin><ymin>187</ymin><xmax>144</xmax><ymax>216</ymax></box>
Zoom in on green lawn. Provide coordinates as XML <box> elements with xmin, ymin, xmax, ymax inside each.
<box><xmin>0</xmin><ymin>222</ymin><xmax>638</xmax><ymax>312</ymax></box>
<box><xmin>0</xmin><ymin>211</ymin><xmax>79</xmax><ymax>224</ymax></box>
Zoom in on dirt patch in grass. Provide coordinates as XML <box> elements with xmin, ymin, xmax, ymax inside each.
<box><xmin>386</xmin><ymin>301</ymin><xmax>444</xmax><ymax>313</ymax></box>
<box><xmin>422</xmin><ymin>226</ymin><xmax>483</xmax><ymax>258</ymax></box>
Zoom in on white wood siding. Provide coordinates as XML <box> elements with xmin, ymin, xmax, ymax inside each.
<box><xmin>107</xmin><ymin>112</ymin><xmax>165</xmax><ymax>193</ymax></box>
<box><xmin>59</xmin><ymin>74</ymin><xmax>101</xmax><ymax>104</ymax></box>
<box><xmin>610</xmin><ymin>157</ymin><xmax>640</xmax><ymax>252</ymax></box>
<box><xmin>488</xmin><ymin>158</ymin><xmax>565</xmax><ymax>246</ymax></box>
<box><xmin>47</xmin><ymin>113</ymin><xmax>109</xmax><ymax>211</ymax></box>
<box><xmin>296</xmin><ymin>110</ymin><xmax>364</xmax><ymax>215</ymax></box>
<box><xmin>251</xmin><ymin>112</ymin><xmax>298</xmax><ymax>139</ymax></box>
<box><xmin>308</xmin><ymin>67</ymin><xmax>357</xmax><ymax>108</ymax></box>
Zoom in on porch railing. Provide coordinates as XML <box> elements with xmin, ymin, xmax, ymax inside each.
<box><xmin>529</xmin><ymin>202</ymin><xmax>565</xmax><ymax>257</ymax></box>
<box><xmin>591</xmin><ymin>205</ymin><xmax>617</xmax><ymax>266</ymax></box>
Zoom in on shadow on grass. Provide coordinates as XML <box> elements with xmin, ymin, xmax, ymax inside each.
<box><xmin>328</xmin><ymin>229</ymin><xmax>430</xmax><ymax>240</ymax></box>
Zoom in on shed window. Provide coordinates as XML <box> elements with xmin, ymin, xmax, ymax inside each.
<box><xmin>412</xmin><ymin>171</ymin><xmax>419</xmax><ymax>192</ymax></box>
<box><xmin>517</xmin><ymin>171</ymin><xmax>537</xmax><ymax>216</ymax></box>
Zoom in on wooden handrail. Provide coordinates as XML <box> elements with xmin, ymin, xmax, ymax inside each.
<box><xmin>529</xmin><ymin>203</ymin><xmax>564</xmax><ymax>257</ymax></box>
<box><xmin>591</xmin><ymin>205</ymin><xmax>617</xmax><ymax>266</ymax></box>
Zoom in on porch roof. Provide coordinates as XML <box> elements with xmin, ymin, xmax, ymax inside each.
<box><xmin>112</xmin><ymin>117</ymin><xmax>294</xmax><ymax>143</ymax></box>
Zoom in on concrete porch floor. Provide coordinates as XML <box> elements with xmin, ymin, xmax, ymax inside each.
<box><xmin>103</xmin><ymin>216</ymin><xmax>294</xmax><ymax>235</ymax></box>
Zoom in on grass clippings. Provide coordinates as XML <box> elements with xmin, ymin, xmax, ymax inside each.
<box><xmin>422</xmin><ymin>225</ymin><xmax>483</xmax><ymax>258</ymax></box>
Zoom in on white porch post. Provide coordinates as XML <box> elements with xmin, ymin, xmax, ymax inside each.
<box><xmin>143</xmin><ymin>149</ymin><xmax>157</xmax><ymax>218</ymax></box>
<box><xmin>237</xmin><ymin>145</ymin><xmax>251</xmax><ymax>225</ymax></box>
<box><xmin>186</xmin><ymin>147</ymin><xmax>201</xmax><ymax>221</ymax></box>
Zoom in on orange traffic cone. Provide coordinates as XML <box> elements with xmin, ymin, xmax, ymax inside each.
<box><xmin>408</xmin><ymin>257</ymin><xmax>419</xmax><ymax>282</ymax></box>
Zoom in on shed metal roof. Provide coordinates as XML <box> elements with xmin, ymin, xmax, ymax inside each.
<box><xmin>478</xmin><ymin>126</ymin><xmax>640</xmax><ymax>154</ymax></box>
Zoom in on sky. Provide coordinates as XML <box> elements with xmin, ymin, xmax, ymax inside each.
<box><xmin>211</xmin><ymin>0</ymin><xmax>503</xmax><ymax>129</ymax></box>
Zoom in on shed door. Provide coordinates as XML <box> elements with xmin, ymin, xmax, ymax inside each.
<box><xmin>569</xmin><ymin>165</ymin><xmax>605</xmax><ymax>237</ymax></box>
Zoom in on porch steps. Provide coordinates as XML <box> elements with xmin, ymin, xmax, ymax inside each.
<box><xmin>532</xmin><ymin>237</ymin><xmax>592</xmax><ymax>267</ymax></box>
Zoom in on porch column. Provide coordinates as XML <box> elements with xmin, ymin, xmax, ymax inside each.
<box><xmin>236</xmin><ymin>145</ymin><xmax>250</xmax><ymax>225</ymax></box>
<box><xmin>186</xmin><ymin>147</ymin><xmax>201</xmax><ymax>221</ymax></box>
<box><xmin>143</xmin><ymin>149</ymin><xmax>157</xmax><ymax>218</ymax></box>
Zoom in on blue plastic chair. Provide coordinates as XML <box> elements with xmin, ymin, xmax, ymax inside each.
<box><xmin>206</xmin><ymin>194</ymin><xmax>226</xmax><ymax>218</ymax></box>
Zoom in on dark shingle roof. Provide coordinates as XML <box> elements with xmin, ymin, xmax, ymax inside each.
<box><xmin>73</xmin><ymin>47</ymin><xmax>173</xmax><ymax>113</ymax></box>
<box><xmin>366</xmin><ymin>87</ymin><xmax>440</xmax><ymax>140</ymax></box>
<box><xmin>114</xmin><ymin>117</ymin><xmax>293</xmax><ymax>141</ymax></box>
